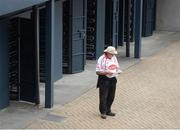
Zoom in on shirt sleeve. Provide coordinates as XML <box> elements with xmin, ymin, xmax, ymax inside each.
<box><xmin>114</xmin><ymin>56</ymin><xmax>120</xmax><ymax>69</ymax></box>
<box><xmin>96</xmin><ymin>55</ymin><xmax>105</xmax><ymax>72</ymax></box>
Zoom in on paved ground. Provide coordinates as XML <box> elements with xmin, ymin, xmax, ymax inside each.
<box><xmin>1</xmin><ymin>31</ymin><xmax>180</xmax><ymax>129</ymax></box>
<box><xmin>26</xmin><ymin>32</ymin><xmax>180</xmax><ymax>129</ymax></box>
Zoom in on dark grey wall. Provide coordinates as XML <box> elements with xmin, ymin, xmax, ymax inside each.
<box><xmin>0</xmin><ymin>0</ymin><xmax>48</xmax><ymax>17</ymax></box>
<box><xmin>54</xmin><ymin>0</ymin><xmax>63</xmax><ymax>81</ymax></box>
<box><xmin>0</xmin><ymin>20</ymin><xmax>9</xmax><ymax>109</ymax></box>
<box><xmin>156</xmin><ymin>0</ymin><xmax>180</xmax><ymax>31</ymax></box>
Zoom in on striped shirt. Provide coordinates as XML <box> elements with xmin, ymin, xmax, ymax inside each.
<box><xmin>96</xmin><ymin>54</ymin><xmax>120</xmax><ymax>78</ymax></box>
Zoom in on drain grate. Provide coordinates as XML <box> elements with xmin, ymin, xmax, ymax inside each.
<box><xmin>43</xmin><ymin>114</ymin><xmax>65</xmax><ymax>123</ymax></box>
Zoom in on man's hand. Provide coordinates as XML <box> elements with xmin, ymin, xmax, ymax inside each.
<box><xmin>96</xmin><ymin>71</ymin><xmax>113</xmax><ymax>76</ymax></box>
<box><xmin>106</xmin><ymin>71</ymin><xmax>113</xmax><ymax>75</ymax></box>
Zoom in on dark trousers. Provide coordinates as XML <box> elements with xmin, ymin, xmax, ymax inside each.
<box><xmin>98</xmin><ymin>76</ymin><xmax>117</xmax><ymax>114</ymax></box>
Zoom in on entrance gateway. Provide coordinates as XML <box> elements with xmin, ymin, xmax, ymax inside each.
<box><xmin>9</xmin><ymin>17</ymin><xmax>39</xmax><ymax>103</ymax></box>
<box><xmin>63</xmin><ymin>0</ymin><xmax>86</xmax><ymax>74</ymax></box>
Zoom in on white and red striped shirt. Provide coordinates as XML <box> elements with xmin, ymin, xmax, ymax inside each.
<box><xmin>96</xmin><ymin>54</ymin><xmax>120</xmax><ymax>78</ymax></box>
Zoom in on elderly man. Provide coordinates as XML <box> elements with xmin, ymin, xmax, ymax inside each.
<box><xmin>96</xmin><ymin>46</ymin><xmax>121</xmax><ymax>119</ymax></box>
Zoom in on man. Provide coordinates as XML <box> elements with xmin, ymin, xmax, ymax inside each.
<box><xmin>96</xmin><ymin>46</ymin><xmax>121</xmax><ymax>119</ymax></box>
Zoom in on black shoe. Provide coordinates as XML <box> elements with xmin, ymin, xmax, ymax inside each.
<box><xmin>101</xmin><ymin>114</ymin><xmax>107</xmax><ymax>119</ymax></box>
<box><xmin>106</xmin><ymin>112</ymin><xmax>116</xmax><ymax>116</ymax></box>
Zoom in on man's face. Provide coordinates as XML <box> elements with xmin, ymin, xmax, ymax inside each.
<box><xmin>106</xmin><ymin>52</ymin><xmax>113</xmax><ymax>59</ymax></box>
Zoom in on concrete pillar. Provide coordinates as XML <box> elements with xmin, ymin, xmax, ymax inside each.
<box><xmin>45</xmin><ymin>0</ymin><xmax>55</xmax><ymax>108</ymax></box>
<box><xmin>32</xmin><ymin>6</ymin><xmax>40</xmax><ymax>105</ymax></box>
<box><xmin>96</xmin><ymin>0</ymin><xmax>106</xmax><ymax>59</ymax></box>
<box><xmin>134</xmin><ymin>0</ymin><xmax>143</xmax><ymax>58</ymax></box>
<box><xmin>0</xmin><ymin>20</ymin><xmax>9</xmax><ymax>109</ymax></box>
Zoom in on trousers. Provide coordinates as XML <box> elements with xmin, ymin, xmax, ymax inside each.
<box><xmin>98</xmin><ymin>76</ymin><xmax>117</xmax><ymax>114</ymax></box>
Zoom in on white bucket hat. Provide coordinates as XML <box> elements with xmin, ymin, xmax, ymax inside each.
<box><xmin>104</xmin><ymin>46</ymin><xmax>118</xmax><ymax>55</ymax></box>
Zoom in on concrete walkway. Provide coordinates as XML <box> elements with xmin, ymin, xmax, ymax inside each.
<box><xmin>26</xmin><ymin>32</ymin><xmax>180</xmax><ymax>129</ymax></box>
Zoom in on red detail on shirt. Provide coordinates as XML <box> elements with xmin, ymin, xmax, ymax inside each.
<box><xmin>108</xmin><ymin>64</ymin><xmax>117</xmax><ymax>70</ymax></box>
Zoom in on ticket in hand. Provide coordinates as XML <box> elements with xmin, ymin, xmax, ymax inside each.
<box><xmin>117</xmin><ymin>69</ymin><xmax>123</xmax><ymax>74</ymax></box>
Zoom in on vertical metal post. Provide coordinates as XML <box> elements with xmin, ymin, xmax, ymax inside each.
<box><xmin>45</xmin><ymin>0</ymin><xmax>55</xmax><ymax>108</ymax></box>
<box><xmin>32</xmin><ymin>6</ymin><xmax>40</xmax><ymax>105</ymax></box>
<box><xmin>134</xmin><ymin>0</ymin><xmax>143</xmax><ymax>58</ymax></box>
<box><xmin>18</xmin><ymin>19</ymin><xmax>21</xmax><ymax>101</ymax></box>
<box><xmin>131</xmin><ymin>0</ymin><xmax>136</xmax><ymax>42</ymax></box>
<box><xmin>126</xmin><ymin>0</ymin><xmax>131</xmax><ymax>57</ymax></box>
<box><xmin>96</xmin><ymin>0</ymin><xmax>106</xmax><ymax>59</ymax></box>
<box><xmin>83</xmin><ymin>0</ymin><xmax>87</xmax><ymax>64</ymax></box>
<box><xmin>153</xmin><ymin>0</ymin><xmax>157</xmax><ymax>30</ymax></box>
<box><xmin>112</xmin><ymin>0</ymin><xmax>119</xmax><ymax>48</ymax></box>
<box><xmin>54</xmin><ymin>0</ymin><xmax>63</xmax><ymax>81</ymax></box>
<box><xmin>0</xmin><ymin>20</ymin><xmax>9</xmax><ymax>109</ymax></box>
<box><xmin>118</xmin><ymin>0</ymin><xmax>125</xmax><ymax>46</ymax></box>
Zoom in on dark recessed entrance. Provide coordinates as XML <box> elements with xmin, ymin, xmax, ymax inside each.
<box><xmin>62</xmin><ymin>0</ymin><xmax>86</xmax><ymax>74</ymax></box>
<box><xmin>8</xmin><ymin>17</ymin><xmax>39</xmax><ymax>103</ymax></box>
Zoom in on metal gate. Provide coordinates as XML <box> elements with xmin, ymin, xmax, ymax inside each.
<box><xmin>142</xmin><ymin>0</ymin><xmax>156</xmax><ymax>37</ymax></box>
<box><xmin>8</xmin><ymin>17</ymin><xmax>39</xmax><ymax>103</ymax></box>
<box><xmin>124</xmin><ymin>0</ymin><xmax>135</xmax><ymax>42</ymax></box>
<box><xmin>39</xmin><ymin>9</ymin><xmax>46</xmax><ymax>82</ymax></box>
<box><xmin>63</xmin><ymin>0</ymin><xmax>86</xmax><ymax>74</ymax></box>
<box><xmin>8</xmin><ymin>19</ymin><xmax>19</xmax><ymax>100</ymax></box>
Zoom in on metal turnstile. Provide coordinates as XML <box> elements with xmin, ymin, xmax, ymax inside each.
<box><xmin>8</xmin><ymin>19</ymin><xmax>19</xmax><ymax>100</ymax></box>
<box><xmin>86</xmin><ymin>0</ymin><xmax>97</xmax><ymax>60</ymax></box>
<box><xmin>63</xmin><ymin>0</ymin><xmax>86</xmax><ymax>73</ymax></box>
<box><xmin>124</xmin><ymin>0</ymin><xmax>135</xmax><ymax>42</ymax></box>
<box><xmin>118</xmin><ymin>0</ymin><xmax>125</xmax><ymax>46</ymax></box>
<box><xmin>39</xmin><ymin>9</ymin><xmax>46</xmax><ymax>82</ymax></box>
<box><xmin>8</xmin><ymin>17</ymin><xmax>39</xmax><ymax>103</ymax></box>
